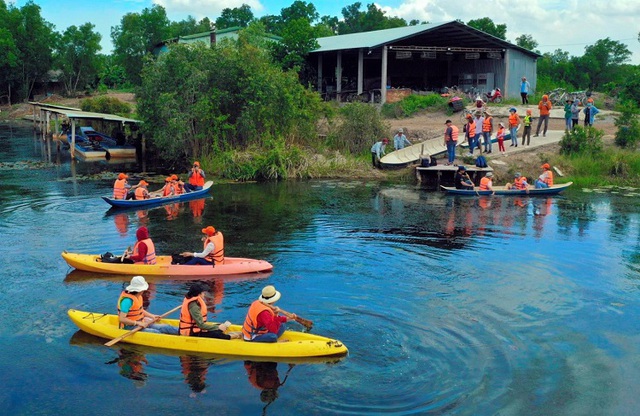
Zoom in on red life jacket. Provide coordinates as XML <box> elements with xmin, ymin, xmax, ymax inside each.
<box><xmin>179</xmin><ymin>295</ymin><xmax>207</xmax><ymax>336</ymax></box>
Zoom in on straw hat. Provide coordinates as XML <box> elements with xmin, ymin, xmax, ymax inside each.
<box><xmin>259</xmin><ymin>285</ymin><xmax>281</xmax><ymax>304</ymax></box>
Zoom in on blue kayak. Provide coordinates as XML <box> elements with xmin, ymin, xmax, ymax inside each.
<box><xmin>102</xmin><ymin>181</ymin><xmax>213</xmax><ymax>208</ymax></box>
<box><xmin>441</xmin><ymin>182</ymin><xmax>572</xmax><ymax>196</ymax></box>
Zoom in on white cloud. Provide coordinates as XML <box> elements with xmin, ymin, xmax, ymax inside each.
<box><xmin>379</xmin><ymin>0</ymin><xmax>640</xmax><ymax>63</ymax></box>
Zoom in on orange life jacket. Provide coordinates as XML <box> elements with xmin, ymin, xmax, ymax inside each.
<box><xmin>497</xmin><ymin>127</ymin><xmax>505</xmax><ymax>140</ymax></box>
<box><xmin>479</xmin><ymin>177</ymin><xmax>492</xmax><ymax>190</ymax></box>
<box><xmin>242</xmin><ymin>301</ymin><xmax>274</xmax><ymax>340</ymax></box>
<box><xmin>117</xmin><ymin>291</ymin><xmax>144</xmax><ymax>328</ymax></box>
<box><xmin>162</xmin><ymin>183</ymin><xmax>173</xmax><ymax>197</ymax></box>
<box><xmin>113</xmin><ymin>179</ymin><xmax>127</xmax><ymax>199</ymax></box>
<box><xmin>445</xmin><ymin>125</ymin><xmax>459</xmax><ymax>142</ymax></box>
<box><xmin>132</xmin><ymin>238</ymin><xmax>156</xmax><ymax>264</ymax></box>
<box><xmin>179</xmin><ymin>295</ymin><xmax>207</xmax><ymax>336</ymax></box>
<box><xmin>204</xmin><ymin>232</ymin><xmax>224</xmax><ymax>264</ymax></box>
<box><xmin>189</xmin><ymin>170</ymin><xmax>205</xmax><ymax>187</ymax></box>
<box><xmin>514</xmin><ymin>177</ymin><xmax>528</xmax><ymax>190</ymax></box>
<box><xmin>482</xmin><ymin>116</ymin><xmax>492</xmax><ymax>132</ymax></box>
<box><xmin>135</xmin><ymin>187</ymin><xmax>149</xmax><ymax>200</ymax></box>
<box><xmin>467</xmin><ymin>121</ymin><xmax>476</xmax><ymax>137</ymax></box>
<box><xmin>540</xmin><ymin>169</ymin><xmax>554</xmax><ymax>186</ymax></box>
<box><xmin>173</xmin><ymin>183</ymin><xmax>183</xmax><ymax>195</ymax></box>
<box><xmin>509</xmin><ymin>113</ymin><xmax>520</xmax><ymax>127</ymax></box>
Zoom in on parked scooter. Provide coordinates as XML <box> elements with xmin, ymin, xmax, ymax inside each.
<box><xmin>485</xmin><ymin>88</ymin><xmax>502</xmax><ymax>103</ymax></box>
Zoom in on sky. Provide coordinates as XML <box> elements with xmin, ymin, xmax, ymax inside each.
<box><xmin>12</xmin><ymin>0</ymin><xmax>640</xmax><ymax>64</ymax></box>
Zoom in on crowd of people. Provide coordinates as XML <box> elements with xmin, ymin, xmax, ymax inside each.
<box><xmin>111</xmin><ymin>161</ymin><xmax>207</xmax><ymax>200</ymax></box>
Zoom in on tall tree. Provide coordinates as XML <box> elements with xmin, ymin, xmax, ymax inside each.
<box><xmin>55</xmin><ymin>23</ymin><xmax>101</xmax><ymax>96</ymax></box>
<box><xmin>577</xmin><ymin>38</ymin><xmax>631</xmax><ymax>89</ymax></box>
<box><xmin>338</xmin><ymin>2</ymin><xmax>407</xmax><ymax>34</ymax></box>
<box><xmin>270</xmin><ymin>17</ymin><xmax>319</xmax><ymax>70</ymax></box>
<box><xmin>215</xmin><ymin>4</ymin><xmax>254</xmax><ymax>29</ymax></box>
<box><xmin>0</xmin><ymin>1</ymin><xmax>19</xmax><ymax>103</ymax></box>
<box><xmin>111</xmin><ymin>4</ymin><xmax>169</xmax><ymax>85</ymax></box>
<box><xmin>168</xmin><ymin>16</ymin><xmax>213</xmax><ymax>38</ymax></box>
<box><xmin>515</xmin><ymin>34</ymin><xmax>538</xmax><ymax>52</ymax></box>
<box><xmin>467</xmin><ymin>17</ymin><xmax>506</xmax><ymax>40</ymax></box>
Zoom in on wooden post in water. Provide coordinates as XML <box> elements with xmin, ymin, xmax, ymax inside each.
<box><xmin>70</xmin><ymin>119</ymin><xmax>76</xmax><ymax>159</ymax></box>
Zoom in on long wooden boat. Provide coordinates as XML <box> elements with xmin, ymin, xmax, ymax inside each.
<box><xmin>68</xmin><ymin>309</ymin><xmax>348</xmax><ymax>359</ymax></box>
<box><xmin>379</xmin><ymin>137</ymin><xmax>447</xmax><ymax>167</ymax></box>
<box><xmin>61</xmin><ymin>252</ymin><xmax>273</xmax><ymax>276</ymax></box>
<box><xmin>440</xmin><ymin>182</ymin><xmax>572</xmax><ymax>196</ymax></box>
<box><xmin>102</xmin><ymin>181</ymin><xmax>213</xmax><ymax>208</ymax></box>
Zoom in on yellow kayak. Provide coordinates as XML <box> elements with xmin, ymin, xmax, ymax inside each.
<box><xmin>62</xmin><ymin>252</ymin><xmax>273</xmax><ymax>276</ymax></box>
<box><xmin>68</xmin><ymin>309</ymin><xmax>349</xmax><ymax>359</ymax></box>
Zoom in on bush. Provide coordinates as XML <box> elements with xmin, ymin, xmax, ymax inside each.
<box><xmin>614</xmin><ymin>101</ymin><xmax>640</xmax><ymax>148</ymax></box>
<box><xmin>80</xmin><ymin>96</ymin><xmax>131</xmax><ymax>116</ymax></box>
<box><xmin>327</xmin><ymin>103</ymin><xmax>388</xmax><ymax>155</ymax></box>
<box><xmin>559</xmin><ymin>126</ymin><xmax>603</xmax><ymax>155</ymax></box>
<box><xmin>381</xmin><ymin>94</ymin><xmax>448</xmax><ymax>118</ymax></box>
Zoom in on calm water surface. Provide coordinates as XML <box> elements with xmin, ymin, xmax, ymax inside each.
<box><xmin>2</xmin><ymin>121</ymin><xmax>640</xmax><ymax>415</ymax></box>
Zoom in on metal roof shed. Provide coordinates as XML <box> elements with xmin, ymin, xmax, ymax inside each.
<box><xmin>309</xmin><ymin>21</ymin><xmax>540</xmax><ymax>103</ymax></box>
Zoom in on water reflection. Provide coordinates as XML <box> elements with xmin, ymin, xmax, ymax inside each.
<box><xmin>180</xmin><ymin>355</ymin><xmax>211</xmax><ymax>397</ymax></box>
<box><xmin>106</xmin><ymin>348</ymin><xmax>149</xmax><ymax>388</ymax></box>
<box><xmin>245</xmin><ymin>361</ymin><xmax>294</xmax><ymax>414</ymax></box>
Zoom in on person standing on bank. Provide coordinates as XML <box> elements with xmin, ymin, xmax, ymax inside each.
<box><xmin>564</xmin><ymin>99</ymin><xmax>574</xmax><ymax>131</ymax></box>
<box><xmin>583</xmin><ymin>100</ymin><xmax>600</xmax><ymax>127</ymax></box>
<box><xmin>393</xmin><ymin>128</ymin><xmax>411</xmax><ymax>150</ymax></box>
<box><xmin>371</xmin><ymin>138</ymin><xmax>388</xmax><ymax>168</ymax></box>
<box><xmin>181</xmin><ymin>226</ymin><xmax>224</xmax><ymax>266</ymax></box>
<box><xmin>534</xmin><ymin>95</ymin><xmax>552</xmax><ymax>137</ymax></box>
<box><xmin>571</xmin><ymin>99</ymin><xmax>580</xmax><ymax>129</ymax></box>
<box><xmin>443</xmin><ymin>119</ymin><xmax>458</xmax><ymax>166</ymax></box>
<box><xmin>520</xmin><ymin>77</ymin><xmax>531</xmax><ymax>105</ymax></box>
<box><xmin>242</xmin><ymin>285</ymin><xmax>295</xmax><ymax>343</ymax></box>
<box><xmin>482</xmin><ymin>111</ymin><xmax>493</xmax><ymax>153</ymax></box>
<box><xmin>522</xmin><ymin>109</ymin><xmax>533</xmax><ymax>146</ymax></box>
<box><xmin>184</xmin><ymin>161</ymin><xmax>206</xmax><ymax>192</ymax></box>
<box><xmin>179</xmin><ymin>283</ymin><xmax>240</xmax><ymax>339</ymax></box>
<box><xmin>117</xmin><ymin>275</ymin><xmax>178</xmax><ymax>334</ymax></box>
<box><xmin>508</xmin><ymin>108</ymin><xmax>521</xmax><ymax>147</ymax></box>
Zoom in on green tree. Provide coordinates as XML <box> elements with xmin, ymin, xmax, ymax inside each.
<box><xmin>614</xmin><ymin>102</ymin><xmax>640</xmax><ymax>148</ymax></box>
<box><xmin>577</xmin><ymin>38</ymin><xmax>631</xmax><ymax>89</ymax></box>
<box><xmin>55</xmin><ymin>23</ymin><xmax>101</xmax><ymax>96</ymax></box>
<box><xmin>317</xmin><ymin>15</ymin><xmax>339</xmax><ymax>36</ymax></box>
<box><xmin>337</xmin><ymin>2</ymin><xmax>407</xmax><ymax>34</ymax></box>
<box><xmin>111</xmin><ymin>4</ymin><xmax>169</xmax><ymax>85</ymax></box>
<box><xmin>215</xmin><ymin>4</ymin><xmax>254</xmax><ymax>29</ymax></box>
<box><xmin>168</xmin><ymin>16</ymin><xmax>213</xmax><ymax>38</ymax></box>
<box><xmin>515</xmin><ymin>34</ymin><xmax>538</xmax><ymax>52</ymax></box>
<box><xmin>97</xmin><ymin>54</ymin><xmax>127</xmax><ymax>89</ymax></box>
<box><xmin>270</xmin><ymin>17</ymin><xmax>319</xmax><ymax>70</ymax></box>
<box><xmin>467</xmin><ymin>17</ymin><xmax>506</xmax><ymax>40</ymax></box>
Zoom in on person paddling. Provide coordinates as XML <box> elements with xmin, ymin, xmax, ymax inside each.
<box><xmin>117</xmin><ymin>275</ymin><xmax>178</xmax><ymax>334</ymax></box>
<box><xmin>242</xmin><ymin>285</ymin><xmax>295</xmax><ymax>343</ymax></box>
<box><xmin>179</xmin><ymin>283</ymin><xmax>240</xmax><ymax>339</ymax></box>
<box><xmin>124</xmin><ymin>226</ymin><xmax>156</xmax><ymax>265</ymax></box>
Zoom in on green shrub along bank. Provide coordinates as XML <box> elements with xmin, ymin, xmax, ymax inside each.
<box><xmin>556</xmin><ymin>150</ymin><xmax>640</xmax><ymax>188</ymax></box>
<box><xmin>381</xmin><ymin>94</ymin><xmax>449</xmax><ymax>118</ymax></box>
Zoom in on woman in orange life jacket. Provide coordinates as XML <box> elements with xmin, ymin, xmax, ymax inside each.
<box><xmin>171</xmin><ymin>174</ymin><xmax>184</xmax><ymax>195</ymax></box>
<box><xmin>535</xmin><ymin>163</ymin><xmax>554</xmax><ymax>189</ymax></box>
<box><xmin>134</xmin><ymin>180</ymin><xmax>150</xmax><ymax>200</ymax></box>
<box><xmin>161</xmin><ymin>177</ymin><xmax>174</xmax><ymax>197</ymax></box>
<box><xmin>117</xmin><ymin>275</ymin><xmax>178</xmax><ymax>334</ymax></box>
<box><xmin>178</xmin><ymin>283</ymin><xmax>240</xmax><ymax>339</ymax></box>
<box><xmin>242</xmin><ymin>285</ymin><xmax>296</xmax><ymax>343</ymax></box>
<box><xmin>184</xmin><ymin>161</ymin><xmax>206</xmax><ymax>192</ymax></box>
<box><xmin>124</xmin><ymin>226</ymin><xmax>157</xmax><ymax>265</ymax></box>
<box><xmin>181</xmin><ymin>226</ymin><xmax>224</xmax><ymax>266</ymax></box>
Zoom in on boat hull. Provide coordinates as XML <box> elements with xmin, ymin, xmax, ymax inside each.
<box><xmin>62</xmin><ymin>252</ymin><xmax>273</xmax><ymax>276</ymax></box>
<box><xmin>440</xmin><ymin>182</ymin><xmax>573</xmax><ymax>196</ymax></box>
<box><xmin>68</xmin><ymin>309</ymin><xmax>348</xmax><ymax>359</ymax></box>
<box><xmin>103</xmin><ymin>181</ymin><xmax>213</xmax><ymax>208</ymax></box>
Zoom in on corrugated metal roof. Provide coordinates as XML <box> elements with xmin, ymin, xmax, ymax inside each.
<box><xmin>29</xmin><ymin>102</ymin><xmax>141</xmax><ymax>123</ymax></box>
<box><xmin>314</xmin><ymin>22</ymin><xmax>447</xmax><ymax>53</ymax></box>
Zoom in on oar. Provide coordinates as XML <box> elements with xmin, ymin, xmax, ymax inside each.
<box><xmin>265</xmin><ymin>305</ymin><xmax>313</xmax><ymax>330</ymax></box>
<box><xmin>104</xmin><ymin>305</ymin><xmax>181</xmax><ymax>347</ymax></box>
<box><xmin>120</xmin><ymin>246</ymin><xmax>131</xmax><ymax>263</ymax></box>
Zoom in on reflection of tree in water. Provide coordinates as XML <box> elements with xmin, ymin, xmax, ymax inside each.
<box><xmin>244</xmin><ymin>361</ymin><xmax>294</xmax><ymax>415</ymax></box>
<box><xmin>105</xmin><ymin>349</ymin><xmax>149</xmax><ymax>387</ymax></box>
<box><xmin>180</xmin><ymin>355</ymin><xmax>211</xmax><ymax>397</ymax></box>
<box><xmin>556</xmin><ymin>198</ymin><xmax>597</xmax><ymax>237</ymax></box>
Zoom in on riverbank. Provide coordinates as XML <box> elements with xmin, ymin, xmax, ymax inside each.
<box><xmin>3</xmin><ymin>92</ymin><xmax>632</xmax><ymax>186</ymax></box>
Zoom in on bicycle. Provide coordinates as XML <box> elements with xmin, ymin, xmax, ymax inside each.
<box><xmin>546</xmin><ymin>88</ymin><xmax>566</xmax><ymax>106</ymax></box>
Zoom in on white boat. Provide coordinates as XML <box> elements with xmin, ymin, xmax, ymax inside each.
<box><xmin>380</xmin><ymin>138</ymin><xmax>448</xmax><ymax>167</ymax></box>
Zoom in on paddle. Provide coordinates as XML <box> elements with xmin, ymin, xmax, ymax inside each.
<box><xmin>104</xmin><ymin>305</ymin><xmax>181</xmax><ymax>347</ymax></box>
<box><xmin>265</xmin><ymin>304</ymin><xmax>313</xmax><ymax>330</ymax></box>
<box><xmin>120</xmin><ymin>246</ymin><xmax>131</xmax><ymax>263</ymax></box>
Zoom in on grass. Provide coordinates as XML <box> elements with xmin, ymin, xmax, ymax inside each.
<box><xmin>554</xmin><ymin>149</ymin><xmax>640</xmax><ymax>187</ymax></box>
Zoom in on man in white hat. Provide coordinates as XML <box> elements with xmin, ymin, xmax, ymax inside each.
<box><xmin>117</xmin><ymin>276</ymin><xmax>178</xmax><ymax>334</ymax></box>
<box><xmin>393</xmin><ymin>128</ymin><xmax>411</xmax><ymax>151</ymax></box>
<box><xmin>242</xmin><ymin>285</ymin><xmax>296</xmax><ymax>343</ymax></box>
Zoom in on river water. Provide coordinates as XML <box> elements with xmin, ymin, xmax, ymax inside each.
<box><xmin>2</xmin><ymin>121</ymin><xmax>640</xmax><ymax>415</ymax></box>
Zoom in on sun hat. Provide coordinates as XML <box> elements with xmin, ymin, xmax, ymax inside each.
<box><xmin>486</xmin><ymin>172</ymin><xmax>494</xmax><ymax>178</ymax></box>
<box><xmin>509</xmin><ymin>107</ymin><xmax>516</xmax><ymax>112</ymax></box>
<box><xmin>201</xmin><ymin>226</ymin><xmax>216</xmax><ymax>236</ymax></box>
<box><xmin>398</xmin><ymin>128</ymin><xmax>403</xmax><ymax>133</ymax></box>
<box><xmin>541</xmin><ymin>163</ymin><xmax>550</xmax><ymax>169</ymax></box>
<box><xmin>118</xmin><ymin>173</ymin><xmax>128</xmax><ymax>180</ymax></box>
<box><xmin>514</xmin><ymin>172</ymin><xmax>521</xmax><ymax>178</ymax></box>
<box><xmin>138</xmin><ymin>180</ymin><xmax>148</xmax><ymax>187</ymax></box>
<box><xmin>259</xmin><ymin>285</ymin><xmax>281</xmax><ymax>304</ymax></box>
<box><xmin>126</xmin><ymin>275</ymin><xmax>149</xmax><ymax>292</ymax></box>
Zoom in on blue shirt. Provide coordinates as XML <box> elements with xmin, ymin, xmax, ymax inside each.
<box><xmin>371</xmin><ymin>141</ymin><xmax>386</xmax><ymax>158</ymax></box>
<box><xmin>393</xmin><ymin>134</ymin><xmax>411</xmax><ymax>150</ymax></box>
<box><xmin>520</xmin><ymin>81</ymin><xmax>530</xmax><ymax>94</ymax></box>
